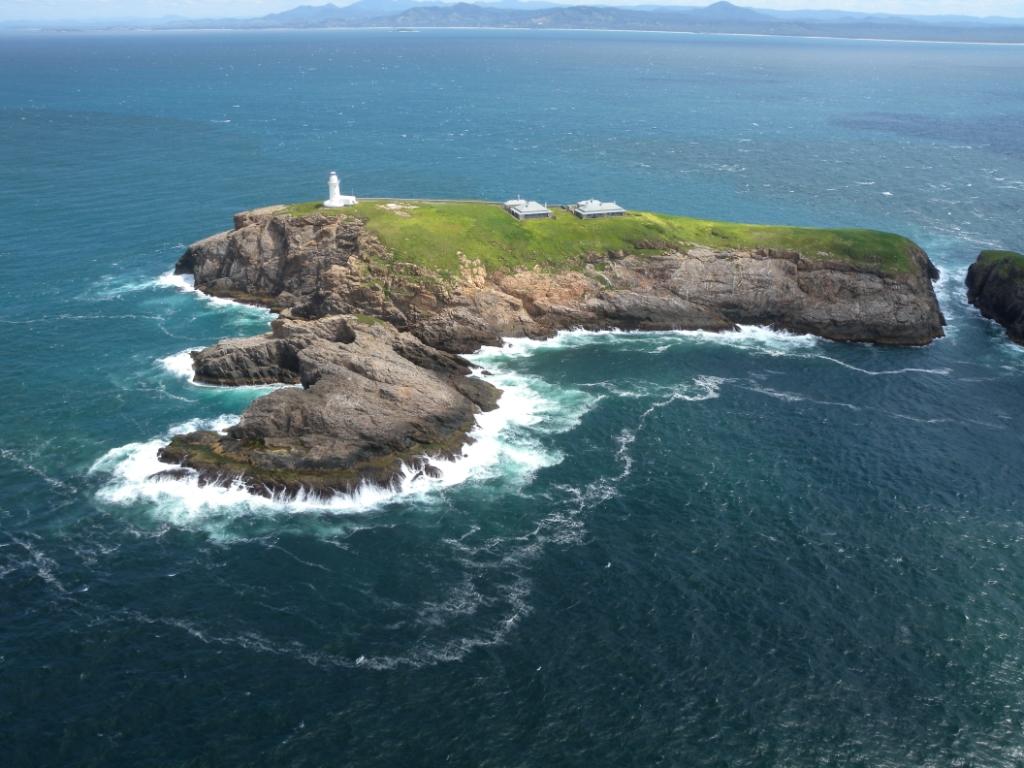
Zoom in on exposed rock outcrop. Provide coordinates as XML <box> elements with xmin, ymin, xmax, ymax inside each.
<box><xmin>965</xmin><ymin>250</ymin><xmax>1024</xmax><ymax>344</ymax></box>
<box><xmin>162</xmin><ymin>206</ymin><xmax>946</xmax><ymax>497</ymax></box>
<box><xmin>159</xmin><ymin>316</ymin><xmax>499</xmax><ymax>496</ymax></box>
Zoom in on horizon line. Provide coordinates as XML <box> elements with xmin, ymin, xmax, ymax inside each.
<box><xmin>4</xmin><ymin>2</ymin><xmax>1024</xmax><ymax>25</ymax></box>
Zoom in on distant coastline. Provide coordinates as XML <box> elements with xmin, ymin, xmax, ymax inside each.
<box><xmin>7</xmin><ymin>25</ymin><xmax>1024</xmax><ymax>47</ymax></box>
<box><xmin>5</xmin><ymin>0</ymin><xmax>1024</xmax><ymax>45</ymax></box>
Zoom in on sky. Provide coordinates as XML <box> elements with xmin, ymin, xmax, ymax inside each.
<box><xmin>3</xmin><ymin>0</ymin><xmax>1024</xmax><ymax>21</ymax></box>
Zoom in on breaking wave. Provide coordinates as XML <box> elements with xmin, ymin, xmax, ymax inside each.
<box><xmin>154</xmin><ymin>271</ymin><xmax>276</xmax><ymax>320</ymax></box>
<box><xmin>157</xmin><ymin>347</ymin><xmax>298</xmax><ymax>393</ymax></box>
<box><xmin>159</xmin><ymin>348</ymin><xmax>203</xmax><ymax>381</ymax></box>
<box><xmin>478</xmin><ymin>325</ymin><xmax>819</xmax><ymax>364</ymax></box>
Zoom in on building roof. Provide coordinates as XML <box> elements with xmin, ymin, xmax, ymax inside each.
<box><xmin>575</xmin><ymin>199</ymin><xmax>625</xmax><ymax>214</ymax></box>
<box><xmin>505</xmin><ymin>199</ymin><xmax>551</xmax><ymax>215</ymax></box>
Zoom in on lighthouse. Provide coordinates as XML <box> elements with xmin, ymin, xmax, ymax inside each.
<box><xmin>324</xmin><ymin>171</ymin><xmax>357</xmax><ymax>208</ymax></box>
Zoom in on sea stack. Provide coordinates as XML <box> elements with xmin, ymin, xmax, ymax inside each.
<box><xmin>965</xmin><ymin>250</ymin><xmax>1024</xmax><ymax>344</ymax></box>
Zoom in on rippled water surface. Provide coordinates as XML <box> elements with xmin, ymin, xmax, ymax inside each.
<box><xmin>2</xmin><ymin>29</ymin><xmax>1024</xmax><ymax>766</ymax></box>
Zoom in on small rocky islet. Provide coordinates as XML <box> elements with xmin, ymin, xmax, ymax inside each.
<box><xmin>965</xmin><ymin>250</ymin><xmax>1024</xmax><ymax>344</ymax></box>
<box><xmin>159</xmin><ymin>199</ymin><xmax>951</xmax><ymax>497</ymax></box>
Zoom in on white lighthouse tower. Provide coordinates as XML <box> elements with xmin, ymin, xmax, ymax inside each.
<box><xmin>324</xmin><ymin>171</ymin><xmax>357</xmax><ymax>208</ymax></box>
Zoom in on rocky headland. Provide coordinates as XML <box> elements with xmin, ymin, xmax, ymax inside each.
<box><xmin>160</xmin><ymin>314</ymin><xmax>499</xmax><ymax>495</ymax></box>
<box><xmin>965</xmin><ymin>250</ymin><xmax>1024</xmax><ymax>344</ymax></box>
<box><xmin>158</xmin><ymin>201</ymin><xmax>945</xmax><ymax>496</ymax></box>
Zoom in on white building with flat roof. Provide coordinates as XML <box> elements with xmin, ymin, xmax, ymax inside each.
<box><xmin>324</xmin><ymin>171</ymin><xmax>358</xmax><ymax>208</ymax></box>
<box><xmin>572</xmin><ymin>199</ymin><xmax>626</xmax><ymax>219</ymax></box>
<box><xmin>504</xmin><ymin>198</ymin><xmax>552</xmax><ymax>220</ymax></box>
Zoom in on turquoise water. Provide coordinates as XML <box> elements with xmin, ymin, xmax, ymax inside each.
<box><xmin>2</xmin><ymin>28</ymin><xmax>1024</xmax><ymax>765</ymax></box>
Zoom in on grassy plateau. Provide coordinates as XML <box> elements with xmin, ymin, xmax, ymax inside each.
<box><xmin>976</xmin><ymin>250</ymin><xmax>1024</xmax><ymax>276</ymax></box>
<box><xmin>283</xmin><ymin>200</ymin><xmax>920</xmax><ymax>277</ymax></box>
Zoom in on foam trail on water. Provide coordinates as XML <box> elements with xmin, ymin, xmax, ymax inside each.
<box><xmin>813</xmin><ymin>356</ymin><xmax>951</xmax><ymax>376</ymax></box>
<box><xmin>0</xmin><ymin>447</ymin><xmax>73</xmax><ymax>492</ymax></box>
<box><xmin>638</xmin><ymin>375</ymin><xmax>726</xmax><ymax>419</ymax></box>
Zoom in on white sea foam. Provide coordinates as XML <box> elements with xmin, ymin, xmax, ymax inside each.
<box><xmin>157</xmin><ymin>347</ymin><xmax>295</xmax><ymax>393</ymax></box>
<box><xmin>91</xmin><ymin>360</ymin><xmax>597</xmax><ymax>525</ymax></box>
<box><xmin>932</xmin><ymin>262</ymin><xmax>973</xmax><ymax>341</ymax></box>
<box><xmin>474</xmin><ymin>324</ymin><xmax>818</xmax><ymax>359</ymax></box>
<box><xmin>154</xmin><ymin>271</ymin><xmax>194</xmax><ymax>292</ymax></box>
<box><xmin>935</xmin><ymin>262</ymin><xmax>968</xmax><ymax>302</ymax></box>
<box><xmin>670</xmin><ymin>325</ymin><xmax>819</xmax><ymax>354</ymax></box>
<box><xmin>92</xmin><ymin>270</ymin><xmax>276</xmax><ymax>324</ymax></box>
<box><xmin>159</xmin><ymin>348</ymin><xmax>202</xmax><ymax>381</ymax></box>
<box><xmin>154</xmin><ymin>270</ymin><xmax>275</xmax><ymax>320</ymax></box>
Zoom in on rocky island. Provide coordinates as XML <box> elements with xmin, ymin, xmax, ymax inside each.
<box><xmin>965</xmin><ymin>250</ymin><xmax>1024</xmax><ymax>344</ymax></box>
<box><xmin>159</xmin><ymin>200</ymin><xmax>945</xmax><ymax>497</ymax></box>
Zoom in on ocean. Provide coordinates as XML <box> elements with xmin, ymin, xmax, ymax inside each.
<box><xmin>2</xmin><ymin>28</ymin><xmax>1023</xmax><ymax>766</ymax></box>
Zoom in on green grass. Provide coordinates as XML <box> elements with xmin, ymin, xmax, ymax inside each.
<box><xmin>974</xmin><ymin>249</ymin><xmax>1024</xmax><ymax>276</ymax></box>
<box><xmin>283</xmin><ymin>199</ymin><xmax>920</xmax><ymax>277</ymax></box>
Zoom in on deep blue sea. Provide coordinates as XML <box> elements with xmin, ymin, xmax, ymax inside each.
<box><xmin>2</xmin><ymin>28</ymin><xmax>1024</xmax><ymax>766</ymax></box>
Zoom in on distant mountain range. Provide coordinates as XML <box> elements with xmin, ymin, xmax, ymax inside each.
<box><xmin>6</xmin><ymin>1</ymin><xmax>1024</xmax><ymax>43</ymax></box>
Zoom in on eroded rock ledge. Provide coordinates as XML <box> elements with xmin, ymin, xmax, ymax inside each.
<box><xmin>158</xmin><ymin>315</ymin><xmax>499</xmax><ymax>496</ymax></box>
<box><xmin>159</xmin><ymin>205</ymin><xmax>945</xmax><ymax>497</ymax></box>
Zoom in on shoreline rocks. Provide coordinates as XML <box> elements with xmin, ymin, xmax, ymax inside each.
<box><xmin>158</xmin><ymin>316</ymin><xmax>500</xmax><ymax>497</ymax></box>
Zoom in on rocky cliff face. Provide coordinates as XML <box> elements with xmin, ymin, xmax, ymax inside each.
<box><xmin>162</xmin><ymin>207</ymin><xmax>945</xmax><ymax>497</ymax></box>
<box><xmin>179</xmin><ymin>209</ymin><xmax>945</xmax><ymax>351</ymax></box>
<box><xmin>965</xmin><ymin>250</ymin><xmax>1024</xmax><ymax>344</ymax></box>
